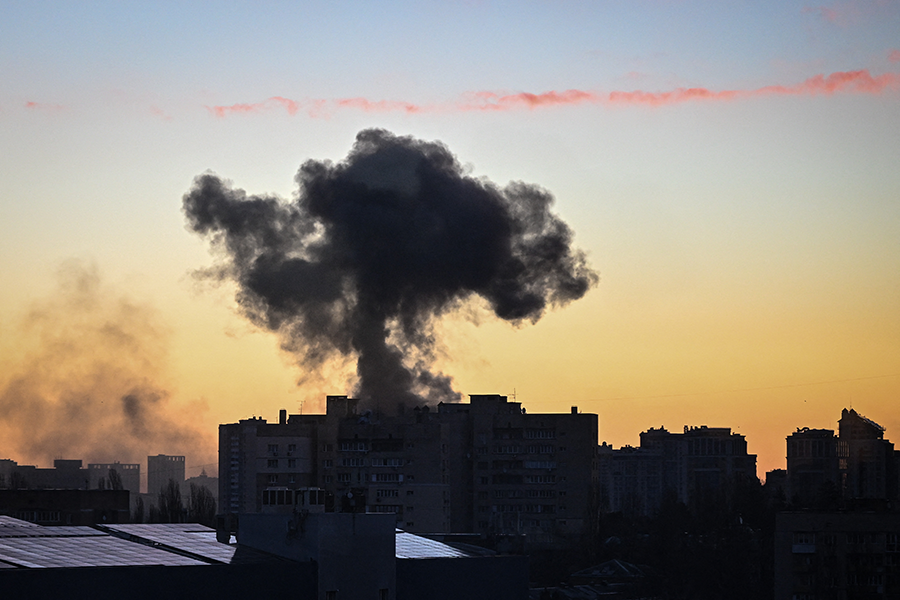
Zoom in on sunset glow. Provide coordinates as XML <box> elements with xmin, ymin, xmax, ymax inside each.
<box><xmin>1</xmin><ymin>1</ymin><xmax>899</xmax><ymax>479</ymax></box>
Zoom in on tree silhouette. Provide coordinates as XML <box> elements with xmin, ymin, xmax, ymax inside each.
<box><xmin>107</xmin><ymin>468</ymin><xmax>124</xmax><ymax>491</ymax></box>
<box><xmin>158</xmin><ymin>478</ymin><xmax>183</xmax><ymax>523</ymax></box>
<box><xmin>188</xmin><ymin>484</ymin><xmax>217</xmax><ymax>527</ymax></box>
<box><xmin>132</xmin><ymin>496</ymin><xmax>145</xmax><ymax>523</ymax></box>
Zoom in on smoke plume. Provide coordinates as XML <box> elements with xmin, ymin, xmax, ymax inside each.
<box><xmin>183</xmin><ymin>129</ymin><xmax>597</xmax><ymax>406</ymax></box>
<box><xmin>0</xmin><ymin>261</ymin><xmax>208</xmax><ymax>467</ymax></box>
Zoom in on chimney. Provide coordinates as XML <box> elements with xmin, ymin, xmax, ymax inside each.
<box><xmin>279</xmin><ymin>409</ymin><xmax>287</xmax><ymax>425</ymax></box>
<box><xmin>571</xmin><ymin>406</ymin><xmax>578</xmax><ymax>414</ymax></box>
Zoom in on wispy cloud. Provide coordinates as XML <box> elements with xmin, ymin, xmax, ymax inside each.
<box><xmin>24</xmin><ymin>101</ymin><xmax>64</xmax><ymax>111</ymax></box>
<box><xmin>889</xmin><ymin>49</ymin><xmax>900</xmax><ymax>63</ymax></box>
<box><xmin>150</xmin><ymin>106</ymin><xmax>173</xmax><ymax>121</ymax></box>
<box><xmin>204</xmin><ymin>68</ymin><xmax>900</xmax><ymax>118</ymax></box>
<box><xmin>803</xmin><ymin>4</ymin><xmax>855</xmax><ymax>26</ymax></box>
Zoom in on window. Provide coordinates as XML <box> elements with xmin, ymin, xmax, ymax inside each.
<box><xmin>379</xmin><ymin>589</ymin><xmax>389</xmax><ymax>600</ymax></box>
<box><xmin>323</xmin><ymin>459</ymin><xmax>333</xmax><ymax>468</ymax></box>
<box><xmin>525</xmin><ymin>461</ymin><xmax>557</xmax><ymax>469</ymax></box>
<box><xmin>525</xmin><ymin>429</ymin><xmax>555</xmax><ymax>439</ymax></box>
<box><xmin>267</xmin><ymin>444</ymin><xmax>278</xmax><ymax>454</ymax></box>
<box><xmin>288</xmin><ymin>459</ymin><xmax>297</xmax><ymax>468</ymax></box>
<box><xmin>373</xmin><ymin>473</ymin><xmax>400</xmax><ymax>483</ymax></box>
<box><xmin>341</xmin><ymin>457</ymin><xmax>366</xmax><ymax>467</ymax></box>
<box><xmin>337</xmin><ymin>473</ymin><xmax>351</xmax><ymax>483</ymax></box>
<box><xmin>267</xmin><ymin>475</ymin><xmax>278</xmax><ymax>484</ymax></box>
<box><xmin>287</xmin><ymin>443</ymin><xmax>297</xmax><ymax>453</ymax></box>
<box><xmin>371</xmin><ymin>457</ymin><xmax>403</xmax><ymax>467</ymax></box>
<box><xmin>376</xmin><ymin>489</ymin><xmax>399</xmax><ymax>498</ymax></box>
<box><xmin>325</xmin><ymin>592</ymin><xmax>337</xmax><ymax>600</ymax></box>
<box><xmin>267</xmin><ymin>459</ymin><xmax>278</xmax><ymax>468</ymax></box>
<box><xmin>525</xmin><ymin>474</ymin><xmax>556</xmax><ymax>484</ymax></box>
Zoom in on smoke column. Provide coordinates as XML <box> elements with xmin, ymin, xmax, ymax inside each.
<box><xmin>184</xmin><ymin>129</ymin><xmax>597</xmax><ymax>406</ymax></box>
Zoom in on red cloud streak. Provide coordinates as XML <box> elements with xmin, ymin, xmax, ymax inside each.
<box><xmin>205</xmin><ymin>69</ymin><xmax>900</xmax><ymax>118</ymax></box>
<box><xmin>25</xmin><ymin>101</ymin><xmax>64</xmax><ymax>111</ymax></box>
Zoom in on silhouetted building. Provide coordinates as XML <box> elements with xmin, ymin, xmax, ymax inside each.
<box><xmin>786</xmin><ymin>428</ymin><xmax>841</xmax><ymax>506</ymax></box>
<box><xmin>0</xmin><ymin>489</ymin><xmax>129</xmax><ymax>525</ymax></box>
<box><xmin>219</xmin><ymin>413</ymin><xmax>317</xmax><ymax>515</ymax></box>
<box><xmin>0</xmin><ymin>459</ymin><xmax>90</xmax><ymax>490</ymax></box>
<box><xmin>183</xmin><ymin>469</ymin><xmax>219</xmax><ymax>504</ymax></box>
<box><xmin>597</xmin><ymin>443</ymin><xmax>664</xmax><ymax>516</ymax></box>
<box><xmin>774</xmin><ymin>511</ymin><xmax>900</xmax><ymax>600</ymax></box>
<box><xmin>783</xmin><ymin>408</ymin><xmax>898</xmax><ymax>506</ymax></box>
<box><xmin>220</xmin><ymin>394</ymin><xmax>598</xmax><ymax>549</ymax></box>
<box><xmin>147</xmin><ymin>454</ymin><xmax>185</xmax><ymax>496</ymax></box>
<box><xmin>839</xmin><ymin>408</ymin><xmax>896</xmax><ymax>501</ymax></box>
<box><xmin>88</xmin><ymin>462</ymin><xmax>140</xmax><ymax>495</ymax></box>
<box><xmin>598</xmin><ymin>425</ymin><xmax>757</xmax><ymax>516</ymax></box>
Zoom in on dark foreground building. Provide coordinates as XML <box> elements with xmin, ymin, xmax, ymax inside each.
<box><xmin>0</xmin><ymin>517</ymin><xmax>312</xmax><ymax>600</ymax></box>
<box><xmin>774</xmin><ymin>511</ymin><xmax>900</xmax><ymax>600</ymax></box>
<box><xmin>0</xmin><ymin>513</ymin><xmax>528</xmax><ymax>600</ymax></box>
<box><xmin>0</xmin><ymin>489</ymin><xmax>129</xmax><ymax>525</ymax></box>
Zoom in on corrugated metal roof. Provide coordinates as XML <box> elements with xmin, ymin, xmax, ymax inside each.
<box><xmin>395</xmin><ymin>529</ymin><xmax>475</xmax><ymax>559</ymax></box>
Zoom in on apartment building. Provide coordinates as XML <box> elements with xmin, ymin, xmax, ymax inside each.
<box><xmin>783</xmin><ymin>409</ymin><xmax>899</xmax><ymax>506</ymax></box>
<box><xmin>219</xmin><ymin>394</ymin><xmax>598</xmax><ymax>548</ymax></box>
<box><xmin>598</xmin><ymin>425</ymin><xmax>757</xmax><ymax>516</ymax></box>
<box><xmin>147</xmin><ymin>455</ymin><xmax>185</xmax><ymax>497</ymax></box>
<box><xmin>218</xmin><ymin>411</ymin><xmax>319</xmax><ymax>515</ymax></box>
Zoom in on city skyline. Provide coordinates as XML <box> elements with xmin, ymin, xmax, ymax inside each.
<box><xmin>2</xmin><ymin>1</ymin><xmax>899</xmax><ymax>476</ymax></box>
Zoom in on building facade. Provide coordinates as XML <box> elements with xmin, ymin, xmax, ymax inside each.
<box><xmin>87</xmin><ymin>462</ymin><xmax>141</xmax><ymax>496</ymax></box>
<box><xmin>147</xmin><ymin>454</ymin><xmax>186</xmax><ymax>496</ymax></box>
<box><xmin>783</xmin><ymin>409</ymin><xmax>899</xmax><ymax>507</ymax></box>
<box><xmin>218</xmin><ymin>411</ymin><xmax>318</xmax><ymax>515</ymax></box>
<box><xmin>219</xmin><ymin>394</ymin><xmax>598</xmax><ymax>548</ymax></box>
<box><xmin>598</xmin><ymin>425</ymin><xmax>758</xmax><ymax>516</ymax></box>
<box><xmin>774</xmin><ymin>511</ymin><xmax>900</xmax><ymax>600</ymax></box>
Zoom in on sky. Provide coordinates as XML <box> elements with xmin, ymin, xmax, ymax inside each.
<box><xmin>1</xmin><ymin>0</ymin><xmax>898</xmax><ymax>479</ymax></box>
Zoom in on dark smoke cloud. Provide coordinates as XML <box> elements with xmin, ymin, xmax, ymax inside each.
<box><xmin>184</xmin><ymin>129</ymin><xmax>598</xmax><ymax>406</ymax></box>
<box><xmin>0</xmin><ymin>261</ymin><xmax>209</xmax><ymax>467</ymax></box>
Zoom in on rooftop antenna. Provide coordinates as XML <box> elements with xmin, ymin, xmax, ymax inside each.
<box><xmin>511</xmin><ymin>388</ymin><xmax>517</xmax><ymax>402</ymax></box>
<box><xmin>299</xmin><ymin>398</ymin><xmax>305</xmax><ymax>415</ymax></box>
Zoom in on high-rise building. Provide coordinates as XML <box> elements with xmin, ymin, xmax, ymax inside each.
<box><xmin>781</xmin><ymin>408</ymin><xmax>898</xmax><ymax>506</ymax></box>
<box><xmin>839</xmin><ymin>408</ymin><xmax>896</xmax><ymax>500</ymax></box>
<box><xmin>218</xmin><ymin>410</ymin><xmax>318</xmax><ymax>515</ymax></box>
<box><xmin>598</xmin><ymin>425</ymin><xmax>757</xmax><ymax>516</ymax></box>
<box><xmin>786</xmin><ymin>428</ymin><xmax>840</xmax><ymax>505</ymax></box>
<box><xmin>147</xmin><ymin>455</ymin><xmax>185</xmax><ymax>496</ymax></box>
<box><xmin>219</xmin><ymin>394</ymin><xmax>599</xmax><ymax>548</ymax></box>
